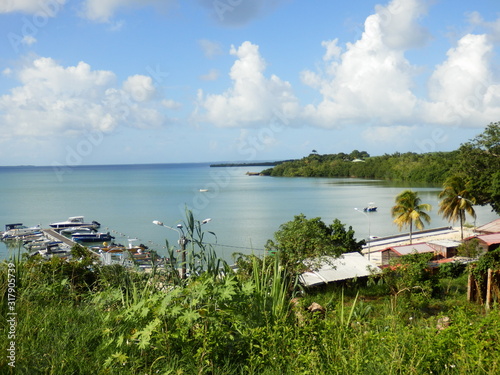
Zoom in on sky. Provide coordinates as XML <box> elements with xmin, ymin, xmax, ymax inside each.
<box><xmin>0</xmin><ymin>0</ymin><xmax>499</xmax><ymax>166</ymax></box>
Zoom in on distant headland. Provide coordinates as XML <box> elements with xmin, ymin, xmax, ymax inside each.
<box><xmin>210</xmin><ymin>160</ymin><xmax>294</xmax><ymax>167</ymax></box>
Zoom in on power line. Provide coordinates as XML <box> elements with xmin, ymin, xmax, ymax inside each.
<box><xmin>201</xmin><ymin>241</ymin><xmax>267</xmax><ymax>253</ymax></box>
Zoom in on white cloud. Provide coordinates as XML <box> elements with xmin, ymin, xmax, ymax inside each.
<box><xmin>22</xmin><ymin>35</ymin><xmax>37</xmax><ymax>45</ymax></box>
<box><xmin>375</xmin><ymin>0</ymin><xmax>429</xmax><ymax>49</ymax></box>
<box><xmin>301</xmin><ymin>0</ymin><xmax>423</xmax><ymax>127</ymax></box>
<box><xmin>423</xmin><ymin>33</ymin><xmax>500</xmax><ymax>126</ymax></box>
<box><xmin>196</xmin><ymin>41</ymin><xmax>300</xmax><ymax>127</ymax></box>
<box><xmin>0</xmin><ymin>0</ymin><xmax>66</xmax><ymax>15</ymax></box>
<box><xmin>467</xmin><ymin>12</ymin><xmax>500</xmax><ymax>44</ymax></box>
<box><xmin>300</xmin><ymin>0</ymin><xmax>500</xmax><ymax>131</ymax></box>
<box><xmin>362</xmin><ymin>125</ymin><xmax>416</xmax><ymax>144</ymax></box>
<box><xmin>122</xmin><ymin>75</ymin><xmax>157</xmax><ymax>102</ymax></box>
<box><xmin>0</xmin><ymin>57</ymin><xmax>168</xmax><ymax>140</ymax></box>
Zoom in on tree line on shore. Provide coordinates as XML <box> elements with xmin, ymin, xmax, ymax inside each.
<box><xmin>261</xmin><ymin>122</ymin><xmax>500</xmax><ymax>216</ymax></box>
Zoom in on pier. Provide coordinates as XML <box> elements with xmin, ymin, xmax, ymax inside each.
<box><xmin>42</xmin><ymin>228</ymin><xmax>77</xmax><ymax>248</ymax></box>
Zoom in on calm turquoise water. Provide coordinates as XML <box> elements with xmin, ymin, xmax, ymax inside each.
<box><xmin>1</xmin><ymin>163</ymin><xmax>498</xmax><ymax>262</ymax></box>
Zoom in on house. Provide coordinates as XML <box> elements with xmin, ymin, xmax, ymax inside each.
<box><xmin>299</xmin><ymin>252</ymin><xmax>379</xmax><ymax>287</ymax></box>
<box><xmin>475</xmin><ymin>219</ymin><xmax>500</xmax><ymax>235</ymax></box>
<box><xmin>464</xmin><ymin>233</ymin><xmax>500</xmax><ymax>253</ymax></box>
<box><xmin>380</xmin><ymin>242</ymin><xmax>435</xmax><ymax>266</ymax></box>
<box><xmin>427</xmin><ymin>240</ymin><xmax>461</xmax><ymax>258</ymax></box>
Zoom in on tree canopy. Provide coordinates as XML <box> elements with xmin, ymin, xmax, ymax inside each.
<box><xmin>438</xmin><ymin>174</ymin><xmax>476</xmax><ymax>239</ymax></box>
<box><xmin>265</xmin><ymin>214</ymin><xmax>365</xmax><ymax>274</ymax></box>
<box><xmin>391</xmin><ymin>190</ymin><xmax>432</xmax><ymax>244</ymax></box>
<box><xmin>455</xmin><ymin>122</ymin><xmax>500</xmax><ymax>215</ymax></box>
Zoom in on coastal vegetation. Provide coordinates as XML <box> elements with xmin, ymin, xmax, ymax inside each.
<box><xmin>1</xmin><ymin>123</ymin><xmax>500</xmax><ymax>373</ymax></box>
<box><xmin>391</xmin><ymin>190</ymin><xmax>432</xmax><ymax>245</ymax></box>
<box><xmin>2</xmin><ymin>208</ymin><xmax>500</xmax><ymax>374</ymax></box>
<box><xmin>260</xmin><ymin>122</ymin><xmax>500</xmax><ymax>215</ymax></box>
<box><xmin>260</xmin><ymin>149</ymin><xmax>458</xmax><ymax>183</ymax></box>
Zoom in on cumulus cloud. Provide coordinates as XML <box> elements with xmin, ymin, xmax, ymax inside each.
<box><xmin>423</xmin><ymin>33</ymin><xmax>500</xmax><ymax>126</ymax></box>
<box><xmin>375</xmin><ymin>0</ymin><xmax>429</xmax><ymax>49</ymax></box>
<box><xmin>301</xmin><ymin>0</ymin><xmax>424</xmax><ymax>127</ymax></box>
<box><xmin>0</xmin><ymin>0</ymin><xmax>66</xmax><ymax>14</ymax></box>
<box><xmin>299</xmin><ymin>0</ymin><xmax>500</xmax><ymax>131</ymax></box>
<box><xmin>0</xmin><ymin>57</ymin><xmax>168</xmax><ymax>139</ymax></box>
<box><xmin>467</xmin><ymin>12</ymin><xmax>500</xmax><ymax>44</ymax></box>
<box><xmin>195</xmin><ymin>41</ymin><xmax>300</xmax><ymax>127</ymax></box>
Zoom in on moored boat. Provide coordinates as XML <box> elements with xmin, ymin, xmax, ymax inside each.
<box><xmin>2</xmin><ymin>223</ymin><xmax>42</xmax><ymax>240</ymax></box>
<box><xmin>71</xmin><ymin>232</ymin><xmax>114</xmax><ymax>242</ymax></box>
<box><xmin>60</xmin><ymin>226</ymin><xmax>96</xmax><ymax>235</ymax></box>
<box><xmin>50</xmin><ymin>216</ymin><xmax>100</xmax><ymax>230</ymax></box>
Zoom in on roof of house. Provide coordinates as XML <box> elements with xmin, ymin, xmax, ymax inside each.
<box><xmin>382</xmin><ymin>242</ymin><xmax>435</xmax><ymax>256</ymax></box>
<box><xmin>299</xmin><ymin>252</ymin><xmax>379</xmax><ymax>287</ymax></box>
<box><xmin>428</xmin><ymin>240</ymin><xmax>461</xmax><ymax>248</ymax></box>
<box><xmin>466</xmin><ymin>233</ymin><xmax>500</xmax><ymax>246</ymax></box>
<box><xmin>475</xmin><ymin>219</ymin><xmax>500</xmax><ymax>234</ymax></box>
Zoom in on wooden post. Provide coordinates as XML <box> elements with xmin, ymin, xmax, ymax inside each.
<box><xmin>486</xmin><ymin>268</ymin><xmax>493</xmax><ymax>310</ymax></box>
<box><xmin>467</xmin><ymin>272</ymin><xmax>475</xmax><ymax>302</ymax></box>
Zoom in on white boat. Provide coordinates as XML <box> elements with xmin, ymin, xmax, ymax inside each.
<box><xmin>49</xmin><ymin>216</ymin><xmax>100</xmax><ymax>230</ymax></box>
<box><xmin>2</xmin><ymin>223</ymin><xmax>42</xmax><ymax>240</ymax></box>
<box><xmin>60</xmin><ymin>226</ymin><xmax>96</xmax><ymax>235</ymax></box>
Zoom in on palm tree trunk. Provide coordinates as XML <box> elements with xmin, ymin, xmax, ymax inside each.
<box><xmin>460</xmin><ymin>209</ymin><xmax>464</xmax><ymax>240</ymax></box>
<box><xmin>409</xmin><ymin>221</ymin><xmax>413</xmax><ymax>244</ymax></box>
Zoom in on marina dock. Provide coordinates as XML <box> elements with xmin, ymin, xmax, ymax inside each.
<box><xmin>42</xmin><ymin>228</ymin><xmax>77</xmax><ymax>248</ymax></box>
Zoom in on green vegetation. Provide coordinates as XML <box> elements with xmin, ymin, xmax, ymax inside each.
<box><xmin>261</xmin><ymin>122</ymin><xmax>500</xmax><ymax>215</ymax></box>
<box><xmin>2</xmin><ymin>250</ymin><xmax>500</xmax><ymax>374</ymax></box>
<box><xmin>2</xmin><ymin>209</ymin><xmax>500</xmax><ymax>374</ymax></box>
<box><xmin>438</xmin><ymin>175</ymin><xmax>476</xmax><ymax>240</ymax></box>
<box><xmin>391</xmin><ymin>190</ymin><xmax>432</xmax><ymax>245</ymax></box>
<box><xmin>455</xmin><ymin>122</ymin><xmax>500</xmax><ymax>214</ymax></box>
<box><xmin>264</xmin><ymin>214</ymin><xmax>365</xmax><ymax>275</ymax></box>
<box><xmin>261</xmin><ymin>150</ymin><xmax>458</xmax><ymax>183</ymax></box>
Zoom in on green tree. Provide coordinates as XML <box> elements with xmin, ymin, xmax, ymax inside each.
<box><xmin>391</xmin><ymin>190</ymin><xmax>432</xmax><ymax>244</ymax></box>
<box><xmin>438</xmin><ymin>174</ymin><xmax>476</xmax><ymax>240</ymax></box>
<box><xmin>265</xmin><ymin>214</ymin><xmax>365</xmax><ymax>275</ymax></box>
<box><xmin>456</xmin><ymin>122</ymin><xmax>500</xmax><ymax>214</ymax></box>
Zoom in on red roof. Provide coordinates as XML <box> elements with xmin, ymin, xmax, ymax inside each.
<box><xmin>382</xmin><ymin>242</ymin><xmax>435</xmax><ymax>256</ymax></box>
<box><xmin>475</xmin><ymin>219</ymin><xmax>500</xmax><ymax>234</ymax></box>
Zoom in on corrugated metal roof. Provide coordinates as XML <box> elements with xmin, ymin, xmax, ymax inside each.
<box><xmin>384</xmin><ymin>242</ymin><xmax>435</xmax><ymax>256</ymax></box>
<box><xmin>428</xmin><ymin>240</ymin><xmax>461</xmax><ymax>248</ymax></box>
<box><xmin>299</xmin><ymin>252</ymin><xmax>380</xmax><ymax>287</ymax></box>
<box><xmin>474</xmin><ymin>233</ymin><xmax>500</xmax><ymax>246</ymax></box>
<box><xmin>476</xmin><ymin>219</ymin><xmax>500</xmax><ymax>234</ymax></box>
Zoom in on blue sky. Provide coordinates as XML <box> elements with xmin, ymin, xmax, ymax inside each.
<box><xmin>0</xmin><ymin>0</ymin><xmax>499</xmax><ymax>166</ymax></box>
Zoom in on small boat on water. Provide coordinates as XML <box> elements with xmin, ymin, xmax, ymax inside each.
<box><xmin>363</xmin><ymin>205</ymin><xmax>377</xmax><ymax>212</ymax></box>
<box><xmin>50</xmin><ymin>216</ymin><xmax>100</xmax><ymax>230</ymax></box>
<box><xmin>72</xmin><ymin>232</ymin><xmax>114</xmax><ymax>243</ymax></box>
<box><xmin>2</xmin><ymin>223</ymin><xmax>42</xmax><ymax>240</ymax></box>
<box><xmin>60</xmin><ymin>226</ymin><xmax>96</xmax><ymax>235</ymax></box>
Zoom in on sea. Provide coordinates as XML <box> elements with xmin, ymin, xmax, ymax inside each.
<box><xmin>1</xmin><ymin>163</ymin><xmax>498</xmax><ymax>263</ymax></box>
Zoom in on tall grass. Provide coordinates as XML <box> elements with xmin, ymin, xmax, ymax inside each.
<box><xmin>2</xmin><ymin>246</ymin><xmax>500</xmax><ymax>373</ymax></box>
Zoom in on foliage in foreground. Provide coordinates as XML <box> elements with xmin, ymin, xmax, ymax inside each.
<box><xmin>1</xmin><ymin>252</ymin><xmax>500</xmax><ymax>374</ymax></box>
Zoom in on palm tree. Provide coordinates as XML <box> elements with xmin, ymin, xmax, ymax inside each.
<box><xmin>391</xmin><ymin>190</ymin><xmax>432</xmax><ymax>244</ymax></box>
<box><xmin>438</xmin><ymin>175</ymin><xmax>476</xmax><ymax>240</ymax></box>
